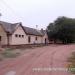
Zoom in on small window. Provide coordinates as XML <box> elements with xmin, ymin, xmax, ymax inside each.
<box><xmin>22</xmin><ymin>35</ymin><xmax>24</xmax><ymax>38</ymax></box>
<box><xmin>35</xmin><ymin>37</ymin><xmax>37</xmax><ymax>40</ymax></box>
<box><xmin>15</xmin><ymin>34</ymin><xmax>18</xmax><ymax>37</ymax></box>
<box><xmin>28</xmin><ymin>36</ymin><xmax>31</xmax><ymax>43</ymax></box>
<box><xmin>19</xmin><ymin>35</ymin><xmax>21</xmax><ymax>37</ymax></box>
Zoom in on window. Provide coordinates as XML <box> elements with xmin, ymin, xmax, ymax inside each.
<box><xmin>15</xmin><ymin>34</ymin><xmax>18</xmax><ymax>37</ymax></box>
<box><xmin>15</xmin><ymin>34</ymin><xmax>24</xmax><ymax>38</ymax></box>
<box><xmin>35</xmin><ymin>37</ymin><xmax>37</xmax><ymax>40</ymax></box>
<box><xmin>19</xmin><ymin>35</ymin><xmax>21</xmax><ymax>37</ymax></box>
<box><xmin>22</xmin><ymin>35</ymin><xmax>24</xmax><ymax>38</ymax></box>
<box><xmin>28</xmin><ymin>36</ymin><xmax>31</xmax><ymax>43</ymax></box>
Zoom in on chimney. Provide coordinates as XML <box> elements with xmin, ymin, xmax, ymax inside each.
<box><xmin>36</xmin><ymin>25</ymin><xmax>38</xmax><ymax>30</ymax></box>
<box><xmin>41</xmin><ymin>28</ymin><xmax>44</xmax><ymax>32</ymax></box>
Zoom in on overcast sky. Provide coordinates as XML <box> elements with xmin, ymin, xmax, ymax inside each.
<box><xmin>0</xmin><ymin>0</ymin><xmax>75</xmax><ymax>29</ymax></box>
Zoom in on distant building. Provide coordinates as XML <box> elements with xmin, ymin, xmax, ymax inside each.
<box><xmin>0</xmin><ymin>21</ymin><xmax>49</xmax><ymax>45</ymax></box>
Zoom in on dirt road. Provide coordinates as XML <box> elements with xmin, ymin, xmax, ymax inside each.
<box><xmin>0</xmin><ymin>44</ymin><xmax>75</xmax><ymax>75</ymax></box>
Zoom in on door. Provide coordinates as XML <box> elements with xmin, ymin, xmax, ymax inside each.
<box><xmin>0</xmin><ymin>36</ymin><xmax>1</xmax><ymax>45</ymax></box>
<box><xmin>45</xmin><ymin>38</ymin><xmax>47</xmax><ymax>44</ymax></box>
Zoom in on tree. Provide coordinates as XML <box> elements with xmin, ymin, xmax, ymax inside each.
<box><xmin>47</xmin><ymin>16</ymin><xmax>75</xmax><ymax>44</ymax></box>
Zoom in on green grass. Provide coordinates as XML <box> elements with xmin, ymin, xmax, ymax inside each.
<box><xmin>2</xmin><ymin>52</ymin><xmax>18</xmax><ymax>58</ymax></box>
<box><xmin>0</xmin><ymin>48</ymin><xmax>20</xmax><ymax>58</ymax></box>
<box><xmin>5</xmin><ymin>48</ymin><xmax>14</xmax><ymax>51</ymax></box>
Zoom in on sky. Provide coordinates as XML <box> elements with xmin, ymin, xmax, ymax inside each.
<box><xmin>0</xmin><ymin>0</ymin><xmax>75</xmax><ymax>29</ymax></box>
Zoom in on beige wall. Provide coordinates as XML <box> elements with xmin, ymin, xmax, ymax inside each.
<box><xmin>0</xmin><ymin>24</ymin><xmax>49</xmax><ymax>45</ymax></box>
<box><xmin>42</xmin><ymin>34</ymin><xmax>49</xmax><ymax>44</ymax></box>
<box><xmin>37</xmin><ymin>36</ymin><xmax>43</xmax><ymax>43</ymax></box>
<box><xmin>27</xmin><ymin>35</ymin><xmax>43</xmax><ymax>44</ymax></box>
<box><xmin>10</xmin><ymin>25</ymin><xmax>44</xmax><ymax>45</ymax></box>
<box><xmin>23</xmin><ymin>34</ymin><xmax>49</xmax><ymax>44</ymax></box>
<box><xmin>0</xmin><ymin>25</ymin><xmax>7</xmax><ymax>45</ymax></box>
<box><xmin>9</xmin><ymin>25</ymin><xmax>46</xmax><ymax>45</ymax></box>
<box><xmin>10</xmin><ymin>25</ymin><xmax>49</xmax><ymax>45</ymax></box>
<box><xmin>10</xmin><ymin>25</ymin><xmax>28</xmax><ymax>45</ymax></box>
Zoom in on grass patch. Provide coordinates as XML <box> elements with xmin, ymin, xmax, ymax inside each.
<box><xmin>67</xmin><ymin>52</ymin><xmax>75</xmax><ymax>74</ymax></box>
<box><xmin>0</xmin><ymin>56</ymin><xmax>3</xmax><ymax>61</ymax></box>
<box><xmin>5</xmin><ymin>48</ymin><xmax>14</xmax><ymax>51</ymax></box>
<box><xmin>1</xmin><ymin>50</ymin><xmax>20</xmax><ymax>58</ymax></box>
<box><xmin>0</xmin><ymin>48</ymin><xmax>21</xmax><ymax>61</ymax></box>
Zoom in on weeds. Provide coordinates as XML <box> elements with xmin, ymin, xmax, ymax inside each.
<box><xmin>67</xmin><ymin>52</ymin><xmax>75</xmax><ymax>74</ymax></box>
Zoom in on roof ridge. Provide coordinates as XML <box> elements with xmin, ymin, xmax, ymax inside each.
<box><xmin>0</xmin><ymin>21</ymin><xmax>46</xmax><ymax>36</ymax></box>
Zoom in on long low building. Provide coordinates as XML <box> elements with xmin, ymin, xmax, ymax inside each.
<box><xmin>0</xmin><ymin>21</ymin><xmax>49</xmax><ymax>45</ymax></box>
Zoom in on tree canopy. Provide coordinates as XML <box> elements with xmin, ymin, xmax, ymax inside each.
<box><xmin>47</xmin><ymin>16</ymin><xmax>75</xmax><ymax>44</ymax></box>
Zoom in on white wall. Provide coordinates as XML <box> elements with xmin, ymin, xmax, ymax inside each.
<box><xmin>27</xmin><ymin>35</ymin><xmax>43</xmax><ymax>44</ymax></box>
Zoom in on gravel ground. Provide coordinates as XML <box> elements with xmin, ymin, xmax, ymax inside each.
<box><xmin>0</xmin><ymin>44</ymin><xmax>75</xmax><ymax>75</ymax></box>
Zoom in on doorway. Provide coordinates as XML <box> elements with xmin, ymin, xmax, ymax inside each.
<box><xmin>45</xmin><ymin>38</ymin><xmax>47</xmax><ymax>44</ymax></box>
<box><xmin>0</xmin><ymin>36</ymin><xmax>1</xmax><ymax>45</ymax></box>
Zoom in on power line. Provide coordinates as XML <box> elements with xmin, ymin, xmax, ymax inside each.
<box><xmin>0</xmin><ymin>0</ymin><xmax>23</xmax><ymax>21</ymax></box>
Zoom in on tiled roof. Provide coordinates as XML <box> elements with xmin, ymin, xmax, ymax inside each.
<box><xmin>23</xmin><ymin>26</ymin><xmax>43</xmax><ymax>36</ymax></box>
<box><xmin>0</xmin><ymin>21</ymin><xmax>18</xmax><ymax>34</ymax></box>
<box><xmin>0</xmin><ymin>21</ymin><xmax>46</xmax><ymax>36</ymax></box>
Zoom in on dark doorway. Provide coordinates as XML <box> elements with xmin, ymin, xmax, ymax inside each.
<box><xmin>45</xmin><ymin>38</ymin><xmax>47</xmax><ymax>44</ymax></box>
<box><xmin>28</xmin><ymin>36</ymin><xmax>31</xmax><ymax>43</ymax></box>
<box><xmin>0</xmin><ymin>36</ymin><xmax>1</xmax><ymax>45</ymax></box>
<box><xmin>0</xmin><ymin>36</ymin><xmax>1</xmax><ymax>41</ymax></box>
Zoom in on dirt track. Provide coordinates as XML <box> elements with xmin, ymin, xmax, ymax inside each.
<box><xmin>0</xmin><ymin>44</ymin><xmax>75</xmax><ymax>75</ymax></box>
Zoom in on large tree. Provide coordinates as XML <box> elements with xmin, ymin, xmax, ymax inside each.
<box><xmin>47</xmin><ymin>16</ymin><xmax>75</xmax><ymax>44</ymax></box>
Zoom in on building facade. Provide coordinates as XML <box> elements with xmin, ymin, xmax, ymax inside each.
<box><xmin>0</xmin><ymin>21</ymin><xmax>49</xmax><ymax>45</ymax></box>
